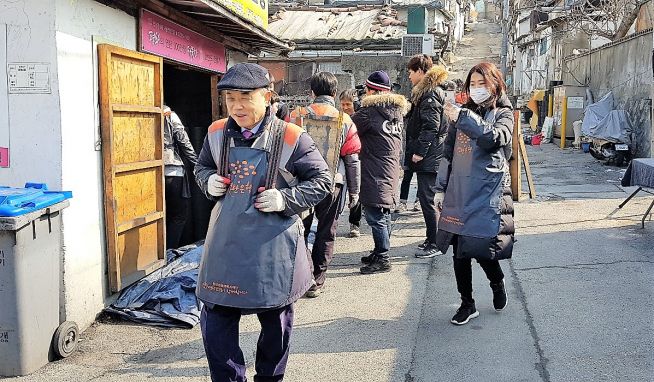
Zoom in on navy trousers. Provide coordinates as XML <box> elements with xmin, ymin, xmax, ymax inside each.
<box><xmin>200</xmin><ymin>304</ymin><xmax>294</xmax><ymax>382</ymax></box>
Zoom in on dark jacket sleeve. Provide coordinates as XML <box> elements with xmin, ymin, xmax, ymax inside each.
<box><xmin>341</xmin><ymin>123</ymin><xmax>361</xmax><ymax>196</ymax></box>
<box><xmin>171</xmin><ymin>112</ymin><xmax>198</xmax><ymax>166</ymax></box>
<box><xmin>415</xmin><ymin>94</ymin><xmax>442</xmax><ymax>158</ymax></box>
<box><xmin>435</xmin><ymin>122</ymin><xmax>456</xmax><ymax>192</ymax></box>
<box><xmin>194</xmin><ymin>136</ymin><xmax>218</xmax><ymax>201</ymax></box>
<box><xmin>279</xmin><ymin>132</ymin><xmax>332</xmax><ymax>217</ymax></box>
<box><xmin>457</xmin><ymin>107</ymin><xmax>514</xmax><ymax>152</ymax></box>
<box><xmin>350</xmin><ymin>108</ymin><xmax>370</xmax><ymax>137</ymax></box>
<box><xmin>342</xmin><ymin>153</ymin><xmax>360</xmax><ymax>196</ymax></box>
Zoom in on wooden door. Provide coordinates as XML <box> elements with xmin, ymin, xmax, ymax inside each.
<box><xmin>98</xmin><ymin>44</ymin><xmax>165</xmax><ymax>292</ymax></box>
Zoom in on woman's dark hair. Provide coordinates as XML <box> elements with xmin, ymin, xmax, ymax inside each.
<box><xmin>463</xmin><ymin>62</ymin><xmax>506</xmax><ymax>107</ymax></box>
<box><xmin>310</xmin><ymin>71</ymin><xmax>338</xmax><ymax>97</ymax></box>
<box><xmin>407</xmin><ymin>54</ymin><xmax>433</xmax><ymax>73</ymax></box>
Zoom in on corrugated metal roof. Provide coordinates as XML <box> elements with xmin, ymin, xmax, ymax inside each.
<box><xmin>158</xmin><ymin>0</ymin><xmax>294</xmax><ymax>54</ymax></box>
<box><xmin>268</xmin><ymin>7</ymin><xmax>406</xmax><ymax>43</ymax></box>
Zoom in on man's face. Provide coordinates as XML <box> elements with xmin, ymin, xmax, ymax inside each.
<box><xmin>224</xmin><ymin>89</ymin><xmax>270</xmax><ymax>129</ymax></box>
<box><xmin>340</xmin><ymin>99</ymin><xmax>355</xmax><ymax>115</ymax></box>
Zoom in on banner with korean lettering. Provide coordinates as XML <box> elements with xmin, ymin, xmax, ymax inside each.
<box><xmin>140</xmin><ymin>9</ymin><xmax>227</xmax><ymax>73</ymax></box>
<box><xmin>214</xmin><ymin>0</ymin><xmax>268</xmax><ymax>29</ymax></box>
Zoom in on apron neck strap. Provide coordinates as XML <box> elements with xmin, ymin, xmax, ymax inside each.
<box><xmin>265</xmin><ymin>119</ymin><xmax>287</xmax><ymax>189</ymax></box>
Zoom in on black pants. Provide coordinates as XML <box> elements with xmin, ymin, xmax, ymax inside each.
<box><xmin>452</xmin><ymin>241</ymin><xmax>504</xmax><ymax>301</ymax></box>
<box><xmin>303</xmin><ymin>185</ymin><xmax>343</xmax><ymax>287</ymax></box>
<box><xmin>348</xmin><ymin>201</ymin><xmax>362</xmax><ymax>228</ymax></box>
<box><xmin>399</xmin><ymin>169</ymin><xmax>415</xmax><ymax>201</ymax></box>
<box><xmin>165</xmin><ymin>176</ymin><xmax>189</xmax><ymax>250</ymax></box>
<box><xmin>416</xmin><ymin>172</ymin><xmax>439</xmax><ymax>244</ymax></box>
<box><xmin>200</xmin><ymin>304</ymin><xmax>294</xmax><ymax>382</ymax></box>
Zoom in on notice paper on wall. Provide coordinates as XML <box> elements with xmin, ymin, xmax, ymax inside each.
<box><xmin>0</xmin><ymin>24</ymin><xmax>9</xmax><ymax>168</ymax></box>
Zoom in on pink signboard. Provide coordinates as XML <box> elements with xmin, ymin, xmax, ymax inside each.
<box><xmin>0</xmin><ymin>148</ymin><xmax>8</xmax><ymax>168</ymax></box>
<box><xmin>140</xmin><ymin>9</ymin><xmax>227</xmax><ymax>73</ymax></box>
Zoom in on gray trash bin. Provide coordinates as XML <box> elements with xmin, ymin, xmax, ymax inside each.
<box><xmin>0</xmin><ymin>199</ymin><xmax>77</xmax><ymax>376</ymax></box>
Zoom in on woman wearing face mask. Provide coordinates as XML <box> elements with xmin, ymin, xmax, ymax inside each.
<box><xmin>436</xmin><ymin>62</ymin><xmax>515</xmax><ymax>326</ymax></box>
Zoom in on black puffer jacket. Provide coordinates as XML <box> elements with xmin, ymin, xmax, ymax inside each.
<box><xmin>435</xmin><ymin>94</ymin><xmax>515</xmax><ymax>260</ymax></box>
<box><xmin>405</xmin><ymin>66</ymin><xmax>448</xmax><ymax>173</ymax></box>
<box><xmin>351</xmin><ymin>93</ymin><xmax>410</xmax><ymax>209</ymax></box>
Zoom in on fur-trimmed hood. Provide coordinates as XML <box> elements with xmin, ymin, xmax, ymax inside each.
<box><xmin>361</xmin><ymin>93</ymin><xmax>411</xmax><ymax>116</ymax></box>
<box><xmin>411</xmin><ymin>65</ymin><xmax>448</xmax><ymax>103</ymax></box>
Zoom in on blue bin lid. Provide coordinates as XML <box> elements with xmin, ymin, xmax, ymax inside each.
<box><xmin>0</xmin><ymin>183</ymin><xmax>73</xmax><ymax>217</ymax></box>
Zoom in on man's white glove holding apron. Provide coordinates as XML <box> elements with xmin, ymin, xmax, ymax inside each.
<box><xmin>256</xmin><ymin>187</ymin><xmax>286</xmax><ymax>212</ymax></box>
<box><xmin>208</xmin><ymin>174</ymin><xmax>231</xmax><ymax>197</ymax></box>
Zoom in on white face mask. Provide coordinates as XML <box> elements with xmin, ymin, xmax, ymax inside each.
<box><xmin>470</xmin><ymin>87</ymin><xmax>491</xmax><ymax>104</ymax></box>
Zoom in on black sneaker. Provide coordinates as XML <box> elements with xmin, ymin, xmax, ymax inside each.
<box><xmin>361</xmin><ymin>251</ymin><xmax>376</xmax><ymax>264</ymax></box>
<box><xmin>415</xmin><ymin>244</ymin><xmax>443</xmax><ymax>258</ymax></box>
<box><xmin>360</xmin><ymin>258</ymin><xmax>391</xmax><ymax>274</ymax></box>
<box><xmin>491</xmin><ymin>280</ymin><xmax>507</xmax><ymax>311</ymax></box>
<box><xmin>451</xmin><ymin>302</ymin><xmax>479</xmax><ymax>325</ymax></box>
<box><xmin>417</xmin><ymin>239</ymin><xmax>429</xmax><ymax>250</ymax></box>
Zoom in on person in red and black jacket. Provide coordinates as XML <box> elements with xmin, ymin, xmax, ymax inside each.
<box><xmin>289</xmin><ymin>72</ymin><xmax>361</xmax><ymax>297</ymax></box>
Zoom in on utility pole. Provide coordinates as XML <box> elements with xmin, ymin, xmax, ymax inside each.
<box><xmin>500</xmin><ymin>0</ymin><xmax>510</xmax><ymax>78</ymax></box>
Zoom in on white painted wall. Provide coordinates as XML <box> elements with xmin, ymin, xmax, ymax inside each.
<box><xmin>0</xmin><ymin>1</ymin><xmax>62</xmax><ymax>188</ymax></box>
<box><xmin>518</xmin><ymin>18</ymin><xmax>530</xmax><ymax>39</ymax></box>
<box><xmin>54</xmin><ymin>0</ymin><xmax>137</xmax><ymax>330</ymax></box>
<box><xmin>453</xmin><ymin>3</ymin><xmax>465</xmax><ymax>43</ymax></box>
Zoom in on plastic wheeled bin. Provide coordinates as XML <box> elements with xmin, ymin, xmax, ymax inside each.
<box><xmin>0</xmin><ymin>183</ymin><xmax>75</xmax><ymax>377</ymax></box>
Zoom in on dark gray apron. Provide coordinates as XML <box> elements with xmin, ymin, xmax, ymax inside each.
<box><xmin>439</xmin><ymin>109</ymin><xmax>505</xmax><ymax>238</ymax></box>
<box><xmin>196</xmin><ymin>144</ymin><xmax>303</xmax><ymax>309</ymax></box>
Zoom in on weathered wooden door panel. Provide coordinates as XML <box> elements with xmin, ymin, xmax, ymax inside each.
<box><xmin>98</xmin><ymin>44</ymin><xmax>165</xmax><ymax>292</ymax></box>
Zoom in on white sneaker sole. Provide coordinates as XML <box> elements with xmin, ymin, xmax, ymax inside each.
<box><xmin>450</xmin><ymin>311</ymin><xmax>480</xmax><ymax>325</ymax></box>
<box><xmin>414</xmin><ymin>250</ymin><xmax>443</xmax><ymax>259</ymax></box>
<box><xmin>494</xmin><ymin>281</ymin><xmax>507</xmax><ymax>311</ymax></box>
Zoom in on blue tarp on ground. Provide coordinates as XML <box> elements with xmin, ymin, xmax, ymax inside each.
<box><xmin>104</xmin><ymin>242</ymin><xmax>204</xmax><ymax>328</ymax></box>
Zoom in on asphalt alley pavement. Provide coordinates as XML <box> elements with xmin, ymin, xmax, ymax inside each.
<box><xmin>5</xmin><ymin>144</ymin><xmax>653</xmax><ymax>382</ymax></box>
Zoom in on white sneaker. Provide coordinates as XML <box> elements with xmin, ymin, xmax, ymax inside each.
<box><xmin>349</xmin><ymin>224</ymin><xmax>361</xmax><ymax>238</ymax></box>
<box><xmin>394</xmin><ymin>202</ymin><xmax>407</xmax><ymax>213</ymax></box>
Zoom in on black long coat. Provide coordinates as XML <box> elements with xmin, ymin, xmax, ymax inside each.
<box><xmin>405</xmin><ymin>65</ymin><xmax>448</xmax><ymax>173</ymax></box>
<box><xmin>351</xmin><ymin>93</ymin><xmax>410</xmax><ymax>209</ymax></box>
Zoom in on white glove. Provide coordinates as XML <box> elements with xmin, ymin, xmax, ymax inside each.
<box><xmin>349</xmin><ymin>194</ymin><xmax>359</xmax><ymax>209</ymax></box>
<box><xmin>435</xmin><ymin>192</ymin><xmax>445</xmax><ymax>211</ymax></box>
<box><xmin>207</xmin><ymin>174</ymin><xmax>230</xmax><ymax>197</ymax></box>
<box><xmin>255</xmin><ymin>188</ymin><xmax>286</xmax><ymax>213</ymax></box>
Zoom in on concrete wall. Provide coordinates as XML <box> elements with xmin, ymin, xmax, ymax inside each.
<box><xmin>562</xmin><ymin>31</ymin><xmax>653</xmax><ymax>158</ymax></box>
<box><xmin>0</xmin><ymin>1</ymin><xmax>62</xmax><ymax>188</ymax></box>
<box><xmin>341</xmin><ymin>55</ymin><xmax>412</xmax><ymax>98</ymax></box>
<box><xmin>54</xmin><ymin>0</ymin><xmax>138</xmax><ymax>330</ymax></box>
<box><xmin>227</xmin><ymin>49</ymin><xmax>248</xmax><ymax>68</ymax></box>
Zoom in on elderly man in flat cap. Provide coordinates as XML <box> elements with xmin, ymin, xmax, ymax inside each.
<box><xmin>194</xmin><ymin>63</ymin><xmax>331</xmax><ymax>382</ymax></box>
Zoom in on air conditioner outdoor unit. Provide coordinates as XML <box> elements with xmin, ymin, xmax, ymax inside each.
<box><xmin>402</xmin><ymin>34</ymin><xmax>435</xmax><ymax>57</ymax></box>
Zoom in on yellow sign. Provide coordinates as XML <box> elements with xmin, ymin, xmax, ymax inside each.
<box><xmin>215</xmin><ymin>0</ymin><xmax>268</xmax><ymax>29</ymax></box>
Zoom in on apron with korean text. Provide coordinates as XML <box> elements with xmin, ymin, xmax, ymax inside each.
<box><xmin>196</xmin><ymin>122</ymin><xmax>307</xmax><ymax>309</ymax></box>
<box><xmin>438</xmin><ymin>109</ymin><xmax>505</xmax><ymax>238</ymax></box>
